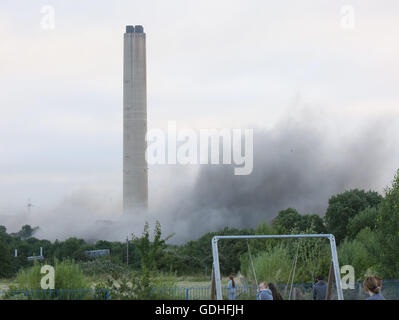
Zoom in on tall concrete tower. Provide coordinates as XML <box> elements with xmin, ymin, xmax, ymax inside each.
<box><xmin>123</xmin><ymin>25</ymin><xmax>148</xmax><ymax>213</ymax></box>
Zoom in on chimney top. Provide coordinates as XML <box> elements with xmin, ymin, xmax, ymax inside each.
<box><xmin>126</xmin><ymin>25</ymin><xmax>135</xmax><ymax>33</ymax></box>
<box><xmin>135</xmin><ymin>25</ymin><xmax>144</xmax><ymax>33</ymax></box>
<box><xmin>126</xmin><ymin>25</ymin><xmax>144</xmax><ymax>33</ymax></box>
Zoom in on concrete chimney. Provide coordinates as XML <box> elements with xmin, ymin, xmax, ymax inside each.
<box><xmin>123</xmin><ymin>25</ymin><xmax>148</xmax><ymax>213</ymax></box>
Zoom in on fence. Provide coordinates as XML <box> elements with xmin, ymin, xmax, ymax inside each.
<box><xmin>2</xmin><ymin>280</ymin><xmax>399</xmax><ymax>300</ymax></box>
<box><xmin>151</xmin><ymin>280</ymin><xmax>399</xmax><ymax>300</ymax></box>
<box><xmin>1</xmin><ymin>288</ymin><xmax>111</xmax><ymax>300</ymax></box>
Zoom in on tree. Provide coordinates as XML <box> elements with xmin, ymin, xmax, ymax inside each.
<box><xmin>347</xmin><ymin>207</ymin><xmax>378</xmax><ymax>240</ymax></box>
<box><xmin>132</xmin><ymin>221</ymin><xmax>172</xmax><ymax>272</ymax></box>
<box><xmin>297</xmin><ymin>214</ymin><xmax>327</xmax><ymax>234</ymax></box>
<box><xmin>0</xmin><ymin>240</ymin><xmax>13</xmax><ymax>277</ymax></box>
<box><xmin>54</xmin><ymin>237</ymin><xmax>87</xmax><ymax>260</ymax></box>
<box><xmin>374</xmin><ymin>169</ymin><xmax>399</xmax><ymax>278</ymax></box>
<box><xmin>272</xmin><ymin>208</ymin><xmax>302</xmax><ymax>233</ymax></box>
<box><xmin>324</xmin><ymin>189</ymin><xmax>382</xmax><ymax>243</ymax></box>
<box><xmin>272</xmin><ymin>208</ymin><xmax>326</xmax><ymax>234</ymax></box>
<box><xmin>16</xmin><ymin>225</ymin><xmax>39</xmax><ymax>240</ymax></box>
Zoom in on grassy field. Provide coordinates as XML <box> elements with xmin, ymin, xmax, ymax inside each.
<box><xmin>0</xmin><ymin>279</ymin><xmax>13</xmax><ymax>291</ymax></box>
<box><xmin>1</xmin><ymin>273</ymin><xmax>252</xmax><ymax>290</ymax></box>
<box><xmin>1</xmin><ymin>270</ymin><xmax>253</xmax><ymax>296</ymax></box>
<box><xmin>165</xmin><ymin>273</ymin><xmax>252</xmax><ymax>288</ymax></box>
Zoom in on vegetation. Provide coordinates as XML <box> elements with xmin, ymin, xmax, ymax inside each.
<box><xmin>1</xmin><ymin>168</ymin><xmax>399</xmax><ymax>298</ymax></box>
<box><xmin>14</xmin><ymin>259</ymin><xmax>89</xmax><ymax>291</ymax></box>
<box><xmin>324</xmin><ymin>189</ymin><xmax>382</xmax><ymax>244</ymax></box>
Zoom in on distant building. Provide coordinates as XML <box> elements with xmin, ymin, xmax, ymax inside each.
<box><xmin>27</xmin><ymin>255</ymin><xmax>44</xmax><ymax>261</ymax></box>
<box><xmin>84</xmin><ymin>249</ymin><xmax>110</xmax><ymax>258</ymax></box>
<box><xmin>27</xmin><ymin>247</ymin><xmax>44</xmax><ymax>261</ymax></box>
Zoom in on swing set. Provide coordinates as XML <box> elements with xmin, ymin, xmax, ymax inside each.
<box><xmin>210</xmin><ymin>234</ymin><xmax>343</xmax><ymax>300</ymax></box>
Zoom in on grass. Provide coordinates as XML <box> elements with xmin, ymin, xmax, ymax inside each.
<box><xmin>12</xmin><ymin>259</ymin><xmax>89</xmax><ymax>291</ymax></box>
<box><xmin>0</xmin><ymin>278</ymin><xmax>13</xmax><ymax>291</ymax></box>
<box><xmin>2</xmin><ymin>264</ymin><xmax>255</xmax><ymax>300</ymax></box>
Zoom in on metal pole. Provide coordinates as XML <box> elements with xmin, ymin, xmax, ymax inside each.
<box><xmin>211</xmin><ymin>264</ymin><xmax>216</xmax><ymax>300</ymax></box>
<box><xmin>211</xmin><ymin>237</ymin><xmax>223</xmax><ymax>300</ymax></box>
<box><xmin>211</xmin><ymin>234</ymin><xmax>342</xmax><ymax>300</ymax></box>
<box><xmin>329</xmin><ymin>234</ymin><xmax>344</xmax><ymax>300</ymax></box>
<box><xmin>246</xmin><ymin>239</ymin><xmax>258</xmax><ymax>288</ymax></box>
<box><xmin>326</xmin><ymin>260</ymin><xmax>334</xmax><ymax>300</ymax></box>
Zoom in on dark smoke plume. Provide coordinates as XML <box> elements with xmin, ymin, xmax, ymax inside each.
<box><xmin>3</xmin><ymin>108</ymin><xmax>398</xmax><ymax>244</ymax></box>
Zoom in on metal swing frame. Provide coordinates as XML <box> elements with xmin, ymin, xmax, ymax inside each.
<box><xmin>211</xmin><ymin>234</ymin><xmax>344</xmax><ymax>300</ymax></box>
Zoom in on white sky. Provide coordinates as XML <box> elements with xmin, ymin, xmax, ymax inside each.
<box><xmin>1</xmin><ymin>0</ymin><xmax>399</xmax><ymax>223</ymax></box>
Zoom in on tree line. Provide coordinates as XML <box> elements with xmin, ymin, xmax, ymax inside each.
<box><xmin>1</xmin><ymin>169</ymin><xmax>399</xmax><ymax>282</ymax></box>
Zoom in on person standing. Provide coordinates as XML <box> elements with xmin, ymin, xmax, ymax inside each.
<box><xmin>227</xmin><ymin>274</ymin><xmax>236</xmax><ymax>300</ymax></box>
<box><xmin>268</xmin><ymin>282</ymin><xmax>283</xmax><ymax>300</ymax></box>
<box><xmin>313</xmin><ymin>275</ymin><xmax>327</xmax><ymax>300</ymax></box>
<box><xmin>256</xmin><ymin>282</ymin><xmax>273</xmax><ymax>300</ymax></box>
<box><xmin>364</xmin><ymin>276</ymin><xmax>385</xmax><ymax>300</ymax></box>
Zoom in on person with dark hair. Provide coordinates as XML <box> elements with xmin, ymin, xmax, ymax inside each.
<box><xmin>256</xmin><ymin>282</ymin><xmax>273</xmax><ymax>300</ymax></box>
<box><xmin>364</xmin><ymin>276</ymin><xmax>385</xmax><ymax>300</ymax></box>
<box><xmin>313</xmin><ymin>275</ymin><xmax>327</xmax><ymax>300</ymax></box>
<box><xmin>268</xmin><ymin>282</ymin><xmax>283</xmax><ymax>300</ymax></box>
<box><xmin>227</xmin><ymin>274</ymin><xmax>236</xmax><ymax>300</ymax></box>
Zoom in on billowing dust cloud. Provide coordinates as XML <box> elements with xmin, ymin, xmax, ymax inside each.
<box><xmin>2</xmin><ymin>109</ymin><xmax>398</xmax><ymax>244</ymax></box>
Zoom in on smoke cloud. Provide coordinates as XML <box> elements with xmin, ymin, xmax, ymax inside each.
<box><xmin>1</xmin><ymin>107</ymin><xmax>398</xmax><ymax>244</ymax></box>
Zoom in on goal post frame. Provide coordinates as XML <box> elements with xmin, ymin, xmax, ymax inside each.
<box><xmin>211</xmin><ymin>233</ymin><xmax>343</xmax><ymax>300</ymax></box>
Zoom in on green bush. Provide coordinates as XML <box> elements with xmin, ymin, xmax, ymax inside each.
<box><xmin>242</xmin><ymin>244</ymin><xmax>293</xmax><ymax>284</ymax></box>
<box><xmin>0</xmin><ymin>240</ymin><xmax>14</xmax><ymax>278</ymax></box>
<box><xmin>347</xmin><ymin>207</ymin><xmax>378</xmax><ymax>240</ymax></box>
<box><xmin>95</xmin><ymin>270</ymin><xmax>177</xmax><ymax>300</ymax></box>
<box><xmin>80</xmin><ymin>256</ymin><xmax>126</xmax><ymax>277</ymax></box>
<box><xmin>241</xmin><ymin>237</ymin><xmax>331</xmax><ymax>285</ymax></box>
<box><xmin>14</xmin><ymin>259</ymin><xmax>89</xmax><ymax>290</ymax></box>
<box><xmin>374</xmin><ymin>169</ymin><xmax>399</xmax><ymax>278</ymax></box>
<box><xmin>54</xmin><ymin>259</ymin><xmax>90</xmax><ymax>289</ymax></box>
<box><xmin>337</xmin><ymin>238</ymin><xmax>371</xmax><ymax>280</ymax></box>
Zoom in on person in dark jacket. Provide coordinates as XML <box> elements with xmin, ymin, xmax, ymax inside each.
<box><xmin>364</xmin><ymin>276</ymin><xmax>385</xmax><ymax>300</ymax></box>
<box><xmin>313</xmin><ymin>275</ymin><xmax>327</xmax><ymax>300</ymax></box>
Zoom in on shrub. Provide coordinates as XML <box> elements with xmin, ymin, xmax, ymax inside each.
<box><xmin>95</xmin><ymin>270</ymin><xmax>177</xmax><ymax>300</ymax></box>
<box><xmin>14</xmin><ymin>259</ymin><xmax>89</xmax><ymax>290</ymax></box>
<box><xmin>80</xmin><ymin>256</ymin><xmax>126</xmax><ymax>277</ymax></box>
<box><xmin>0</xmin><ymin>240</ymin><xmax>14</xmax><ymax>278</ymax></box>
<box><xmin>242</xmin><ymin>244</ymin><xmax>293</xmax><ymax>284</ymax></box>
<box><xmin>337</xmin><ymin>238</ymin><xmax>371</xmax><ymax>280</ymax></box>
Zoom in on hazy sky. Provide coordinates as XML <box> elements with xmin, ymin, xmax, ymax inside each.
<box><xmin>1</xmin><ymin>1</ymin><xmax>398</xmax><ymax>237</ymax></box>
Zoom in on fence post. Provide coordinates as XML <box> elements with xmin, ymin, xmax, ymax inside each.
<box><xmin>326</xmin><ymin>260</ymin><xmax>334</xmax><ymax>300</ymax></box>
<box><xmin>211</xmin><ymin>265</ymin><xmax>216</xmax><ymax>300</ymax></box>
<box><xmin>186</xmin><ymin>288</ymin><xmax>189</xmax><ymax>300</ymax></box>
<box><xmin>107</xmin><ymin>289</ymin><xmax>110</xmax><ymax>300</ymax></box>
